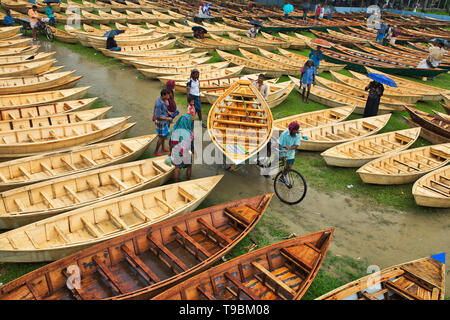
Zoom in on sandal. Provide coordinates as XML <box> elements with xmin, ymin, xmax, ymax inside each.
<box><xmin>155</xmin><ymin>152</ymin><xmax>163</xmax><ymax>156</ymax></box>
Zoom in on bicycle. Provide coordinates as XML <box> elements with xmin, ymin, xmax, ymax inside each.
<box><xmin>272</xmin><ymin>150</ymin><xmax>307</xmax><ymax>205</ymax></box>
<box><xmin>17</xmin><ymin>17</ymin><xmax>54</xmax><ymax>42</ymax></box>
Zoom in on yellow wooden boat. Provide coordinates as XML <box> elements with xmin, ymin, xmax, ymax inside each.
<box><xmin>0</xmin><ymin>52</ymin><xmax>54</xmax><ymax>66</ymax></box>
<box><xmin>88</xmin><ymin>33</ymin><xmax>168</xmax><ymax>50</ymax></box>
<box><xmin>278</xmin><ymin>48</ymin><xmax>345</xmax><ymax>72</ymax></box>
<box><xmin>321</xmin><ymin>128</ymin><xmax>421</xmax><ymax>167</ymax></box>
<box><xmin>228</xmin><ymin>32</ymin><xmax>278</xmax><ymax>51</ymax></box>
<box><xmin>208</xmin><ymin>80</ymin><xmax>273</xmax><ymax>165</ymax></box>
<box><xmin>0</xmin><ymin>175</ymin><xmax>223</xmax><ymax>262</ymax></box>
<box><xmin>412</xmin><ymin>165</ymin><xmax>450</xmax><ymax>208</ymax></box>
<box><xmin>0</xmin><ymin>46</ymin><xmax>38</xmax><ymax>57</ymax></box>
<box><xmin>129</xmin><ymin>56</ymin><xmax>211</xmax><ymax>69</ymax></box>
<box><xmin>0</xmin><ymin>59</ymin><xmax>56</xmax><ymax>78</ymax></box>
<box><xmin>138</xmin><ymin>61</ymin><xmax>230</xmax><ymax>79</ymax></box>
<box><xmin>107</xmin><ymin>48</ymin><xmax>196</xmax><ymax>60</ymax></box>
<box><xmin>0</xmin><ymin>38</ymin><xmax>31</xmax><ymax>48</ymax></box>
<box><xmin>0</xmin><ymin>26</ymin><xmax>22</xmax><ymax>40</ymax></box>
<box><xmin>99</xmin><ymin>39</ymin><xmax>177</xmax><ymax>56</ymax></box>
<box><xmin>357</xmin><ymin>144</ymin><xmax>450</xmax><ymax>185</ymax></box>
<box><xmin>157</xmin><ymin>65</ymin><xmax>245</xmax><ymax>83</ymax></box>
<box><xmin>278</xmin><ymin>32</ymin><xmax>307</xmax><ymax>49</ymax></box>
<box><xmin>260</xmin><ymin>31</ymin><xmax>290</xmax><ymax>48</ymax></box>
<box><xmin>174</xmin><ymin>74</ymin><xmax>270</xmax><ymax>93</ymax></box>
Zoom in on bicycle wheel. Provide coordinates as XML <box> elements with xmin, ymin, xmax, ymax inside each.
<box><xmin>45</xmin><ymin>26</ymin><xmax>54</xmax><ymax>41</ymax></box>
<box><xmin>274</xmin><ymin>169</ymin><xmax>307</xmax><ymax>205</ymax></box>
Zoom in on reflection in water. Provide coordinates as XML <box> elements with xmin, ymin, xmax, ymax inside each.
<box><xmin>40</xmin><ymin>43</ymin><xmax>450</xmax><ymax>293</ymax></box>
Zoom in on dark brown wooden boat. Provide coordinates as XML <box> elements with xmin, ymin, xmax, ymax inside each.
<box><xmin>405</xmin><ymin>106</ymin><xmax>450</xmax><ymax>139</ymax></box>
<box><xmin>0</xmin><ymin>194</ymin><xmax>273</xmax><ymax>300</ymax></box>
<box><xmin>152</xmin><ymin>228</ymin><xmax>334</xmax><ymax>300</ymax></box>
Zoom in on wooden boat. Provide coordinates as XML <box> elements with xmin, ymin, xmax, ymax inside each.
<box><xmin>0</xmin><ymin>193</ymin><xmax>270</xmax><ymax>299</ymax></box>
<box><xmin>0</xmin><ymin>97</ymin><xmax>98</xmax><ymax>121</ymax></box>
<box><xmin>121</xmin><ymin>51</ymin><xmax>207</xmax><ymax>65</ymax></box>
<box><xmin>0</xmin><ymin>117</ymin><xmax>131</xmax><ymax>160</ymax></box>
<box><xmin>0</xmin><ymin>134</ymin><xmax>156</xmax><ymax>192</ymax></box>
<box><xmin>315</xmin><ymin>76</ymin><xmax>408</xmax><ymax>111</ymax></box>
<box><xmin>273</xmin><ymin>106</ymin><xmax>355</xmax><ymax>131</ymax></box>
<box><xmin>0</xmin><ymin>107</ymin><xmax>111</xmax><ymax>132</ymax></box>
<box><xmin>157</xmin><ymin>66</ymin><xmax>245</xmax><ymax>83</ymax></box>
<box><xmin>109</xmin><ymin>9</ymin><xmax>128</xmax><ymax>23</ymax></box>
<box><xmin>259</xmin><ymin>31</ymin><xmax>290</xmax><ymax>49</ymax></box>
<box><xmin>405</xmin><ymin>106</ymin><xmax>450</xmax><ymax>139</ymax></box>
<box><xmin>125</xmin><ymin>10</ymin><xmax>148</xmax><ymax>23</ymax></box>
<box><xmin>203</xmin><ymin>80</ymin><xmax>291</xmax><ymax>105</ymax></box>
<box><xmin>0</xmin><ymin>47</ymin><xmax>38</xmax><ymax>57</ymax></box>
<box><xmin>84</xmin><ymin>0</ymin><xmax>110</xmax><ymax>12</ymax></box>
<box><xmin>0</xmin><ymin>26</ymin><xmax>22</xmax><ymax>40</ymax></box>
<box><xmin>321</xmin><ymin>128</ymin><xmax>421</xmax><ymax>167</ymax></box>
<box><xmin>216</xmin><ymin>50</ymin><xmax>295</xmax><ymax>77</ymax></box>
<box><xmin>178</xmin><ymin>37</ymin><xmax>238</xmax><ymax>52</ymax></box>
<box><xmin>106</xmin><ymin>48</ymin><xmax>196</xmax><ymax>60</ymax></box>
<box><xmin>138</xmin><ymin>61</ymin><xmax>229</xmax><ymax>79</ymax></box>
<box><xmin>316</xmin><ymin>255</ymin><xmax>445</xmax><ymax>300</ymax></box>
<box><xmin>357</xmin><ymin>144</ymin><xmax>450</xmax><ymax>185</ymax></box>
<box><xmin>442</xmin><ymin>93</ymin><xmax>450</xmax><ymax>109</ymax></box>
<box><xmin>0</xmin><ymin>175</ymin><xmax>223</xmax><ymax>262</ymax></box>
<box><xmin>48</xmin><ymin>27</ymin><xmax>78</xmax><ymax>44</ymax></box>
<box><xmin>412</xmin><ymin>166</ymin><xmax>450</xmax><ymax>208</ymax></box>
<box><xmin>0</xmin><ymin>156</ymin><xmax>176</xmax><ymax>229</ymax></box>
<box><xmin>289</xmin><ymin>76</ymin><xmax>393</xmax><ymax>115</ymax></box>
<box><xmin>298</xmin><ymin>114</ymin><xmax>391</xmax><ymax>152</ymax></box>
<box><xmin>0</xmin><ymin>38</ymin><xmax>31</xmax><ymax>49</ymax></box>
<box><xmin>330</xmin><ymin>71</ymin><xmax>421</xmax><ymax>104</ymax></box>
<box><xmin>267</xmin><ymin>82</ymin><xmax>295</xmax><ymax>108</ymax></box>
<box><xmin>277</xmin><ymin>48</ymin><xmax>344</xmax><ymax>72</ymax></box>
<box><xmin>129</xmin><ymin>56</ymin><xmax>211</xmax><ymax>69</ymax></box>
<box><xmin>87</xmin><ymin>33</ymin><xmax>168</xmax><ymax>50</ymax></box>
<box><xmin>278</xmin><ymin>32</ymin><xmax>307</xmax><ymax>50</ymax></box>
<box><xmin>0</xmin><ymin>71</ymin><xmax>83</xmax><ymax>95</ymax></box>
<box><xmin>0</xmin><ymin>86</ymin><xmax>90</xmax><ymax>109</ymax></box>
<box><xmin>153</xmin><ymin>229</ymin><xmax>334</xmax><ymax>300</ymax></box>
<box><xmin>403</xmin><ymin>116</ymin><xmax>450</xmax><ymax>145</ymax></box>
<box><xmin>208</xmin><ymin>80</ymin><xmax>273</xmax><ymax>165</ymax></box>
<box><xmin>0</xmin><ymin>52</ymin><xmax>54</xmax><ymax>67</ymax></box>
<box><xmin>81</xmin><ymin>10</ymin><xmax>110</xmax><ymax>24</ymax></box>
<box><xmin>155</xmin><ymin>21</ymin><xmax>191</xmax><ymax>37</ymax></box>
<box><xmin>227</xmin><ymin>33</ymin><xmax>279</xmax><ymax>51</ymax></box>
<box><xmin>209</xmin><ymin>34</ymin><xmax>257</xmax><ymax>52</ymax></box>
<box><xmin>174</xmin><ymin>74</ymin><xmax>270</xmax><ymax>93</ymax></box>
<box><xmin>0</xmin><ymin>60</ymin><xmax>56</xmax><ymax>78</ymax></box>
<box><xmin>99</xmin><ymin>39</ymin><xmax>177</xmax><ymax>57</ymax></box>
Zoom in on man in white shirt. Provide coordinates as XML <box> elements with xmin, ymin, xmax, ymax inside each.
<box><xmin>252</xmin><ymin>74</ymin><xmax>269</xmax><ymax>100</ymax></box>
<box><xmin>186</xmin><ymin>69</ymin><xmax>206</xmax><ymax>128</ymax></box>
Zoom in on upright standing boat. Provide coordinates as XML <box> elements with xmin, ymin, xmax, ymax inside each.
<box><xmin>207</xmin><ymin>80</ymin><xmax>273</xmax><ymax>166</ymax></box>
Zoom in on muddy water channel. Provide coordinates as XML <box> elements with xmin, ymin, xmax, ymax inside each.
<box><xmin>42</xmin><ymin>43</ymin><xmax>450</xmax><ymax>293</ymax></box>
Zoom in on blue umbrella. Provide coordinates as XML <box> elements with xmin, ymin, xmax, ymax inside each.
<box><xmin>283</xmin><ymin>4</ymin><xmax>294</xmax><ymax>14</ymax></box>
<box><xmin>192</xmin><ymin>26</ymin><xmax>207</xmax><ymax>33</ymax></box>
<box><xmin>102</xmin><ymin>30</ymin><xmax>125</xmax><ymax>37</ymax></box>
<box><xmin>430</xmin><ymin>38</ymin><xmax>449</xmax><ymax>46</ymax></box>
<box><xmin>205</xmin><ymin>3</ymin><xmax>211</xmax><ymax>7</ymax></box>
<box><xmin>366</xmin><ymin>73</ymin><xmax>397</xmax><ymax>87</ymax></box>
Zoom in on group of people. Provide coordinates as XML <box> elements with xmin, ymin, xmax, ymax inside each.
<box><xmin>376</xmin><ymin>23</ymin><xmax>399</xmax><ymax>46</ymax></box>
<box><xmin>314</xmin><ymin>4</ymin><xmax>333</xmax><ymax>20</ymax></box>
<box><xmin>198</xmin><ymin>2</ymin><xmax>211</xmax><ymax>15</ymax></box>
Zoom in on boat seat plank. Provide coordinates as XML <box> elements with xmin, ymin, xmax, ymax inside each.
<box><xmin>81</xmin><ymin>154</ymin><xmax>97</xmax><ymax>166</ymax></box>
<box><xmin>18</xmin><ymin>166</ymin><xmax>32</xmax><ymax>179</ymax></box>
<box><xmin>251</xmin><ymin>261</ymin><xmax>296</xmax><ymax>296</ymax></box>
<box><xmin>430</xmin><ymin>179</ymin><xmax>450</xmax><ymax>190</ymax></box>
<box><xmin>423</xmin><ymin>185</ymin><xmax>450</xmax><ymax>197</ymax></box>
<box><xmin>197</xmin><ymin>286</ymin><xmax>216</xmax><ymax>300</ymax></box>
<box><xmin>14</xmin><ymin>198</ymin><xmax>25</xmax><ymax>212</ymax></box>
<box><xmin>121</xmin><ymin>244</ymin><xmax>160</xmax><ymax>284</ymax></box>
<box><xmin>40</xmin><ymin>162</ymin><xmax>55</xmax><ymax>176</ymax></box>
<box><xmin>54</xmin><ymin>225</ymin><xmax>70</xmax><ymax>244</ymax></box>
<box><xmin>130</xmin><ymin>203</ymin><xmax>152</xmax><ymax>221</ymax></box>
<box><xmin>101</xmin><ymin>149</ymin><xmax>115</xmax><ymax>159</ymax></box>
<box><xmin>26</xmin><ymin>281</ymin><xmax>41</xmax><ymax>300</ymax></box>
<box><xmin>0</xmin><ymin>172</ymin><xmax>9</xmax><ymax>182</ymax></box>
<box><xmin>92</xmin><ymin>256</ymin><xmax>128</xmax><ymax>294</ymax></box>
<box><xmin>224</xmin><ymin>272</ymin><xmax>258</xmax><ymax>300</ymax></box>
<box><xmin>61</xmin><ymin>158</ymin><xmax>77</xmax><ymax>171</ymax></box>
<box><xmin>40</xmin><ymin>191</ymin><xmax>56</xmax><ymax>208</ymax></box>
<box><xmin>415</xmin><ymin>154</ymin><xmax>441</xmax><ymax>165</ymax></box>
<box><xmin>6</xmin><ymin>235</ymin><xmax>18</xmax><ymax>249</ymax></box>
<box><xmin>225</xmin><ymin>205</ymin><xmax>258</xmax><ymax>225</ymax></box>
<box><xmin>131</xmin><ymin>170</ymin><xmax>146</xmax><ymax>182</ymax></box>
<box><xmin>173</xmin><ymin>225</ymin><xmax>211</xmax><ymax>258</ymax></box>
<box><xmin>87</xmin><ymin>180</ymin><xmax>106</xmax><ymax>197</ymax></box>
<box><xmin>147</xmin><ymin>234</ymin><xmax>188</xmax><ymax>272</ymax></box>
<box><xmin>280</xmin><ymin>248</ymin><xmax>313</xmax><ymax>275</ymax></box>
<box><xmin>393</xmin><ymin>159</ymin><xmax>420</xmax><ymax>171</ymax></box>
<box><xmin>198</xmin><ymin>217</ymin><xmax>232</xmax><ymax>245</ymax></box>
<box><xmin>154</xmin><ymin>196</ymin><xmax>174</xmax><ymax>212</ymax></box>
<box><xmin>213</xmin><ymin>119</ymin><xmax>267</xmax><ymax>128</ymax></box>
<box><xmin>178</xmin><ymin>187</ymin><xmax>195</xmax><ymax>203</ymax></box>
<box><xmin>109</xmin><ymin>174</ymin><xmax>127</xmax><ymax>190</ymax></box>
<box><xmin>25</xmin><ymin>231</ymin><xmax>40</xmax><ymax>249</ymax></box>
<box><xmin>385</xmin><ymin>280</ymin><xmax>422</xmax><ymax>300</ymax></box>
<box><xmin>64</xmin><ymin>185</ymin><xmax>81</xmax><ymax>203</ymax></box>
<box><xmin>81</xmin><ymin>217</ymin><xmax>102</xmax><ymax>238</ymax></box>
<box><xmin>106</xmin><ymin>209</ymin><xmax>129</xmax><ymax>230</ymax></box>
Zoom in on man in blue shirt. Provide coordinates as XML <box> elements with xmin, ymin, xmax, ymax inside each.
<box><xmin>308</xmin><ymin>46</ymin><xmax>323</xmax><ymax>68</ymax></box>
<box><xmin>300</xmin><ymin>60</ymin><xmax>316</xmax><ymax>104</ymax></box>
<box><xmin>278</xmin><ymin>121</ymin><xmax>301</xmax><ymax>170</ymax></box>
<box><xmin>153</xmin><ymin>89</ymin><xmax>173</xmax><ymax>156</ymax></box>
<box><xmin>4</xmin><ymin>10</ymin><xmax>14</xmax><ymax>26</ymax></box>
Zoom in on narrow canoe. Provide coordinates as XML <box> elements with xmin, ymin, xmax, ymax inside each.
<box><xmin>357</xmin><ymin>144</ymin><xmax>450</xmax><ymax>185</ymax></box>
<box><xmin>81</xmin><ymin>10</ymin><xmax>110</xmax><ymax>24</ymax></box>
<box><xmin>138</xmin><ymin>61</ymin><xmax>229</xmax><ymax>79</ymax></box>
<box><xmin>121</xmin><ymin>51</ymin><xmax>207</xmax><ymax>64</ymax></box>
<box><xmin>273</xmin><ymin>106</ymin><xmax>355</xmax><ymax>131</ymax></box>
<box><xmin>330</xmin><ymin>71</ymin><xmax>422</xmax><ymax>104</ymax></box>
<box><xmin>0</xmin><ymin>52</ymin><xmax>54</xmax><ymax>66</ymax></box>
<box><xmin>0</xmin><ymin>97</ymin><xmax>98</xmax><ymax>120</ymax></box>
<box><xmin>152</xmin><ymin>229</ymin><xmax>334</xmax><ymax>300</ymax></box>
<box><xmin>289</xmin><ymin>76</ymin><xmax>394</xmax><ymax>115</ymax></box>
<box><xmin>129</xmin><ymin>56</ymin><xmax>212</xmax><ymax>69</ymax></box>
<box><xmin>321</xmin><ymin>127</ymin><xmax>421</xmax><ymax>167</ymax></box>
<box><xmin>316</xmin><ymin>255</ymin><xmax>445</xmax><ymax>300</ymax></box>
<box><xmin>0</xmin><ymin>175</ymin><xmax>223</xmax><ymax>262</ymax></box>
<box><xmin>0</xmin><ymin>107</ymin><xmax>111</xmax><ymax>132</ymax></box>
<box><xmin>87</xmin><ymin>33</ymin><xmax>168</xmax><ymax>49</ymax></box>
<box><xmin>0</xmin><ymin>117</ymin><xmax>130</xmax><ymax>159</ymax></box>
<box><xmin>124</xmin><ymin>10</ymin><xmax>147</xmax><ymax>23</ymax></box>
<box><xmin>0</xmin><ymin>86</ymin><xmax>90</xmax><ymax>109</ymax></box>
<box><xmin>0</xmin><ymin>71</ymin><xmax>82</xmax><ymax>95</ymax></box>
<box><xmin>0</xmin><ymin>38</ymin><xmax>31</xmax><ymax>48</ymax></box>
<box><xmin>298</xmin><ymin>114</ymin><xmax>391</xmax><ymax>151</ymax></box>
<box><xmin>315</xmin><ymin>76</ymin><xmax>408</xmax><ymax>111</ymax></box>
<box><xmin>109</xmin><ymin>48</ymin><xmax>197</xmax><ymax>60</ymax></box>
<box><xmin>405</xmin><ymin>106</ymin><xmax>450</xmax><ymax>139</ymax></box>
<box><xmin>238</xmin><ymin>48</ymin><xmax>299</xmax><ymax>75</ymax></box>
<box><xmin>49</xmin><ymin>27</ymin><xmax>78</xmax><ymax>44</ymax></box>
<box><xmin>0</xmin><ymin>193</ymin><xmax>271</xmax><ymax>299</ymax></box>
<box><xmin>208</xmin><ymin>80</ymin><xmax>273</xmax><ymax>165</ymax></box>
<box><xmin>412</xmin><ymin>166</ymin><xmax>450</xmax><ymax>208</ymax></box>
<box><xmin>174</xmin><ymin>74</ymin><xmax>270</xmax><ymax>93</ymax></box>
<box><xmin>98</xmin><ymin>39</ymin><xmax>177</xmax><ymax>57</ymax></box>
<box><xmin>0</xmin><ymin>59</ymin><xmax>56</xmax><ymax>78</ymax></box>
<box><xmin>278</xmin><ymin>32</ymin><xmax>307</xmax><ymax>49</ymax></box>
<box><xmin>157</xmin><ymin>66</ymin><xmax>245</xmax><ymax>83</ymax></box>
<box><xmin>267</xmin><ymin>82</ymin><xmax>295</xmax><ymax>108</ymax></box>
<box><xmin>259</xmin><ymin>31</ymin><xmax>290</xmax><ymax>48</ymax></box>
<box><xmin>0</xmin><ymin>47</ymin><xmax>39</xmax><ymax>57</ymax></box>
<box><xmin>258</xmin><ymin>47</ymin><xmax>307</xmax><ymax>68</ymax></box>
<box><xmin>209</xmin><ymin>34</ymin><xmax>258</xmax><ymax>52</ymax></box>
<box><xmin>0</xmin><ymin>26</ymin><xmax>22</xmax><ymax>40</ymax></box>
<box><xmin>403</xmin><ymin>116</ymin><xmax>450</xmax><ymax>145</ymax></box>
<box><xmin>278</xmin><ymin>48</ymin><xmax>345</xmax><ymax>72</ymax></box>
<box><xmin>228</xmin><ymin>33</ymin><xmax>279</xmax><ymax>51</ymax></box>
<box><xmin>109</xmin><ymin>9</ymin><xmax>129</xmax><ymax>23</ymax></box>
<box><xmin>0</xmin><ymin>156</ymin><xmax>175</xmax><ymax>228</ymax></box>
<box><xmin>0</xmin><ymin>134</ymin><xmax>156</xmax><ymax>191</ymax></box>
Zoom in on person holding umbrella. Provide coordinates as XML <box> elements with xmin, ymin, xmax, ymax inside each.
<box><xmin>103</xmin><ymin>29</ymin><xmax>124</xmax><ymax>51</ymax></box>
<box><xmin>362</xmin><ymin>73</ymin><xmax>397</xmax><ymax>117</ymax></box>
<box><xmin>300</xmin><ymin>60</ymin><xmax>316</xmax><ymax>104</ymax></box>
<box><xmin>283</xmin><ymin>3</ymin><xmax>294</xmax><ymax>18</ymax></box>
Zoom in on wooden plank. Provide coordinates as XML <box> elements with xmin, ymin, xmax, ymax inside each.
<box><xmin>393</xmin><ymin>159</ymin><xmax>420</xmax><ymax>171</ymax></box>
<box><xmin>224</xmin><ymin>272</ymin><xmax>259</xmax><ymax>300</ymax></box>
<box><xmin>18</xmin><ymin>166</ymin><xmax>32</xmax><ymax>179</ymax></box>
<box><xmin>385</xmin><ymin>280</ymin><xmax>421</xmax><ymax>300</ymax></box>
<box><xmin>155</xmin><ymin>196</ymin><xmax>174</xmax><ymax>212</ymax></box>
<box><xmin>24</xmin><ymin>231</ymin><xmax>40</xmax><ymax>249</ymax></box>
<box><xmin>131</xmin><ymin>169</ymin><xmax>146</xmax><ymax>182</ymax></box>
<box><xmin>147</xmin><ymin>234</ymin><xmax>188</xmax><ymax>271</ymax></box>
<box><xmin>121</xmin><ymin>244</ymin><xmax>160</xmax><ymax>284</ymax></box>
<box><xmin>40</xmin><ymin>191</ymin><xmax>56</xmax><ymax>208</ymax></box>
<box><xmin>106</xmin><ymin>209</ymin><xmax>129</xmax><ymax>230</ymax></box>
<box><xmin>423</xmin><ymin>185</ymin><xmax>450</xmax><ymax>197</ymax></box>
<box><xmin>40</xmin><ymin>162</ymin><xmax>55</xmax><ymax>176</ymax></box>
<box><xmin>87</xmin><ymin>180</ymin><xmax>105</xmax><ymax>197</ymax></box>
<box><xmin>92</xmin><ymin>256</ymin><xmax>127</xmax><ymax>294</ymax></box>
<box><xmin>223</xmin><ymin>209</ymin><xmax>248</xmax><ymax>228</ymax></box>
<box><xmin>197</xmin><ymin>286</ymin><xmax>216</xmax><ymax>300</ymax></box>
<box><xmin>173</xmin><ymin>225</ymin><xmax>211</xmax><ymax>258</ymax></box>
<box><xmin>81</xmin><ymin>217</ymin><xmax>101</xmax><ymax>238</ymax></box>
<box><xmin>80</xmin><ymin>154</ymin><xmax>97</xmax><ymax>166</ymax></box>
<box><xmin>61</xmin><ymin>158</ymin><xmax>77</xmax><ymax>170</ymax></box>
<box><xmin>26</xmin><ymin>281</ymin><xmax>41</xmax><ymax>300</ymax></box>
<box><xmin>130</xmin><ymin>202</ymin><xmax>152</xmax><ymax>221</ymax></box>
<box><xmin>54</xmin><ymin>225</ymin><xmax>70</xmax><ymax>244</ymax></box>
<box><xmin>64</xmin><ymin>185</ymin><xmax>81</xmax><ymax>203</ymax></box>
<box><xmin>251</xmin><ymin>261</ymin><xmax>296</xmax><ymax>296</ymax></box>
<box><xmin>198</xmin><ymin>217</ymin><xmax>232</xmax><ymax>244</ymax></box>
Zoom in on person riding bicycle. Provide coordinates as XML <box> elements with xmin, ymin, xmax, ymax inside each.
<box><xmin>278</xmin><ymin>121</ymin><xmax>301</xmax><ymax>170</ymax></box>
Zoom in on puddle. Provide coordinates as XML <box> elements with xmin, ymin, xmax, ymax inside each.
<box><xmin>41</xmin><ymin>42</ymin><xmax>450</xmax><ymax>294</ymax></box>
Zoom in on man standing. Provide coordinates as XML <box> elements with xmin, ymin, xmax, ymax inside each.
<box><xmin>28</xmin><ymin>5</ymin><xmax>40</xmax><ymax>42</ymax></box>
<box><xmin>186</xmin><ymin>69</ymin><xmax>206</xmax><ymax>128</ymax></box>
<box><xmin>252</xmin><ymin>74</ymin><xmax>269</xmax><ymax>100</ymax></box>
<box><xmin>154</xmin><ymin>89</ymin><xmax>173</xmax><ymax>156</ymax></box>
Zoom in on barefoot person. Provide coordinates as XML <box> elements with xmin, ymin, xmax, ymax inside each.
<box><xmin>28</xmin><ymin>5</ymin><xmax>40</xmax><ymax>41</ymax></box>
<box><xmin>186</xmin><ymin>69</ymin><xmax>205</xmax><ymax>127</ymax></box>
<box><xmin>153</xmin><ymin>89</ymin><xmax>173</xmax><ymax>156</ymax></box>
<box><xmin>300</xmin><ymin>60</ymin><xmax>316</xmax><ymax>104</ymax></box>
